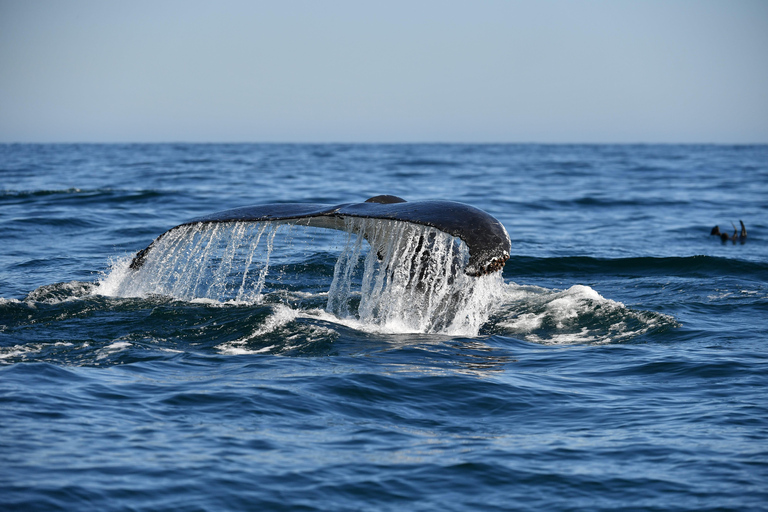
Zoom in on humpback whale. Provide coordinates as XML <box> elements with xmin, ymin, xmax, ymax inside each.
<box><xmin>129</xmin><ymin>195</ymin><xmax>510</xmax><ymax>276</ymax></box>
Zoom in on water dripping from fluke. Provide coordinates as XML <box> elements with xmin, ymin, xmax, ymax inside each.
<box><xmin>99</xmin><ymin>221</ymin><xmax>279</xmax><ymax>303</ymax></box>
<box><xmin>98</xmin><ymin>197</ymin><xmax>511</xmax><ymax>335</ymax></box>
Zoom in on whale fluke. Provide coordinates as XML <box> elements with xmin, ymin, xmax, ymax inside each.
<box><xmin>129</xmin><ymin>196</ymin><xmax>510</xmax><ymax>276</ymax></box>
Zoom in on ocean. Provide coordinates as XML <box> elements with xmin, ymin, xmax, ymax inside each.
<box><xmin>1</xmin><ymin>143</ymin><xmax>767</xmax><ymax>511</ymax></box>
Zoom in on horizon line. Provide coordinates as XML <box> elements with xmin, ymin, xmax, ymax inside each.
<box><xmin>2</xmin><ymin>141</ymin><xmax>767</xmax><ymax>146</ymax></box>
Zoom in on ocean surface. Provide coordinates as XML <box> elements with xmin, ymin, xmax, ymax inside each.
<box><xmin>1</xmin><ymin>143</ymin><xmax>767</xmax><ymax>511</ymax></box>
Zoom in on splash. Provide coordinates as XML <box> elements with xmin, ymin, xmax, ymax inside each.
<box><xmin>98</xmin><ymin>222</ymin><xmax>279</xmax><ymax>302</ymax></box>
<box><xmin>327</xmin><ymin>218</ymin><xmax>504</xmax><ymax>334</ymax></box>
<box><xmin>97</xmin><ymin>219</ymin><xmax>505</xmax><ymax>335</ymax></box>
<box><xmin>94</xmin><ymin>220</ymin><xmax>672</xmax><ymax>342</ymax></box>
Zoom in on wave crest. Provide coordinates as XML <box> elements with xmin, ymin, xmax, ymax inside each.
<box><xmin>495</xmin><ymin>284</ymin><xmax>677</xmax><ymax>344</ymax></box>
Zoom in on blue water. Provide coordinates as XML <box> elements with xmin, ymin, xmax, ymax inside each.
<box><xmin>2</xmin><ymin>144</ymin><xmax>767</xmax><ymax>511</ymax></box>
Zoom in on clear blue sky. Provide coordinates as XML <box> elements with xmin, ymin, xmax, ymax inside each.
<box><xmin>1</xmin><ymin>0</ymin><xmax>766</xmax><ymax>143</ymax></box>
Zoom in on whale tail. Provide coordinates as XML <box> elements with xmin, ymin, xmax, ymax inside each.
<box><xmin>128</xmin><ymin>196</ymin><xmax>510</xmax><ymax>277</ymax></box>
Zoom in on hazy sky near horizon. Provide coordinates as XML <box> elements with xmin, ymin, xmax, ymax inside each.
<box><xmin>1</xmin><ymin>1</ymin><xmax>767</xmax><ymax>143</ymax></box>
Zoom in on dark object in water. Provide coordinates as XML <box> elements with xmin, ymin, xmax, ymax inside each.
<box><xmin>711</xmin><ymin>221</ymin><xmax>747</xmax><ymax>244</ymax></box>
<box><xmin>129</xmin><ymin>195</ymin><xmax>511</xmax><ymax>276</ymax></box>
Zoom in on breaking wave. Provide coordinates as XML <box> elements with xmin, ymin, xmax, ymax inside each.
<box><xmin>492</xmin><ymin>283</ymin><xmax>677</xmax><ymax>344</ymax></box>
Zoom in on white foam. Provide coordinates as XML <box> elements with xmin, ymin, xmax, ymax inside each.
<box><xmin>218</xmin><ymin>343</ymin><xmax>276</xmax><ymax>355</ymax></box>
<box><xmin>499</xmin><ymin>283</ymin><xmax>675</xmax><ymax>344</ymax></box>
<box><xmin>22</xmin><ymin>281</ymin><xmax>96</xmax><ymax>304</ymax></box>
<box><xmin>0</xmin><ymin>344</ymin><xmax>41</xmax><ymax>361</ymax></box>
<box><xmin>250</xmin><ymin>304</ymin><xmax>299</xmax><ymax>338</ymax></box>
<box><xmin>215</xmin><ymin>304</ymin><xmax>299</xmax><ymax>354</ymax></box>
<box><xmin>96</xmin><ymin>341</ymin><xmax>132</xmax><ymax>359</ymax></box>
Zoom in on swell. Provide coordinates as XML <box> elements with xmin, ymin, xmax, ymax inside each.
<box><xmin>1</xmin><ymin>278</ymin><xmax>679</xmax><ymax>368</ymax></box>
<box><xmin>0</xmin><ymin>188</ymin><xmax>165</xmax><ymax>204</ymax></box>
<box><xmin>542</xmin><ymin>196</ymin><xmax>691</xmax><ymax>208</ymax></box>
<box><xmin>505</xmin><ymin>255</ymin><xmax>768</xmax><ymax>280</ymax></box>
<box><xmin>0</xmin><ymin>293</ymin><xmax>341</xmax><ymax>365</ymax></box>
<box><xmin>391</xmin><ymin>159</ymin><xmax>460</xmax><ymax>168</ymax></box>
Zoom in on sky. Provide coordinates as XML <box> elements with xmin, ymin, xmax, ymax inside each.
<box><xmin>1</xmin><ymin>0</ymin><xmax>767</xmax><ymax>143</ymax></box>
